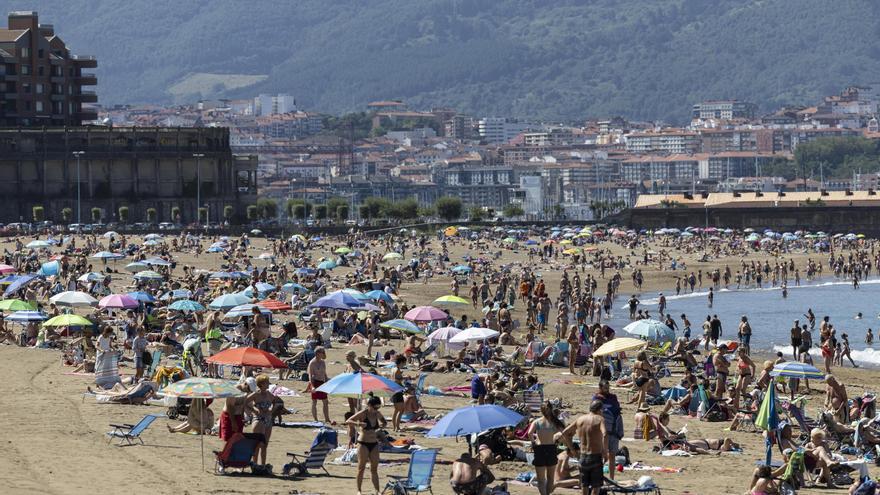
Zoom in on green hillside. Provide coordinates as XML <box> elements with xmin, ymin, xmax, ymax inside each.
<box><xmin>4</xmin><ymin>0</ymin><xmax>880</xmax><ymax>122</ymax></box>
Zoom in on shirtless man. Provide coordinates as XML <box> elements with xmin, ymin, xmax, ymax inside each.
<box><xmin>449</xmin><ymin>451</ymin><xmax>495</xmax><ymax>495</ymax></box>
<box><xmin>562</xmin><ymin>400</ymin><xmax>608</xmax><ymax>495</ymax></box>
<box><xmin>307</xmin><ymin>346</ymin><xmax>332</xmax><ymax>424</ymax></box>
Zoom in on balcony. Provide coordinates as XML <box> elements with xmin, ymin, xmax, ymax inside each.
<box><xmin>71</xmin><ymin>55</ymin><xmax>97</xmax><ymax>68</ymax></box>
<box><xmin>76</xmin><ymin>73</ymin><xmax>97</xmax><ymax>86</ymax></box>
<box><xmin>50</xmin><ymin>93</ymin><xmax>65</xmax><ymax>101</ymax></box>
<box><xmin>73</xmin><ymin>90</ymin><xmax>97</xmax><ymax>103</ymax></box>
<box><xmin>75</xmin><ymin>110</ymin><xmax>98</xmax><ymax>122</ymax></box>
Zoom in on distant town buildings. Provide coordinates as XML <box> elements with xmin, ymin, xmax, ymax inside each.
<box><xmin>0</xmin><ymin>11</ymin><xmax>97</xmax><ymax>126</ymax></box>
<box><xmin>254</xmin><ymin>93</ymin><xmax>296</xmax><ymax>116</ymax></box>
<box><xmin>692</xmin><ymin>100</ymin><xmax>757</xmax><ymax>120</ymax></box>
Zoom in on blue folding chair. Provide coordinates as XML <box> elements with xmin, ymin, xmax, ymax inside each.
<box><xmin>106</xmin><ymin>414</ymin><xmax>158</xmax><ymax>446</ymax></box>
<box><xmin>383</xmin><ymin>448</ymin><xmax>439</xmax><ymax>494</ymax></box>
<box><xmin>283</xmin><ymin>428</ymin><xmax>337</xmax><ymax>476</ymax></box>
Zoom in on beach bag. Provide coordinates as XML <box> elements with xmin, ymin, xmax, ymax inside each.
<box><xmin>853</xmin><ymin>479</ymin><xmax>877</xmax><ymax>495</ymax></box>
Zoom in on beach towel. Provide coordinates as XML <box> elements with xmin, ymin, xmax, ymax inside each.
<box><xmin>277</xmin><ymin>421</ymin><xmax>327</xmax><ymax>428</ymax></box>
<box><xmin>269</xmin><ymin>383</ymin><xmax>301</xmax><ymax>397</ymax></box>
<box><xmin>94</xmin><ymin>350</ymin><xmax>121</xmax><ymax>389</ymax></box>
<box><xmin>659</xmin><ymin>449</ymin><xmax>692</xmax><ymax>457</ymax></box>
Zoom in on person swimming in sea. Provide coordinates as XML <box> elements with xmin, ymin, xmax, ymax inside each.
<box><xmin>866</xmin><ymin>328</ymin><xmax>874</xmax><ymax>346</ymax></box>
<box><xmin>856</xmin><ymin>312</ymin><xmax>863</xmax><ymax>320</ymax></box>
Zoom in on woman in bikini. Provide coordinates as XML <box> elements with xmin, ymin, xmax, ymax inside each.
<box><xmin>732</xmin><ymin>347</ymin><xmax>756</xmax><ymax>411</ymax></box>
<box><xmin>346</xmin><ymin>395</ymin><xmax>386</xmax><ymax>495</ymax></box>
<box><xmin>390</xmin><ymin>354</ymin><xmax>408</xmax><ymax>431</ymax></box>
<box><xmin>628</xmin><ymin>351</ymin><xmax>654</xmax><ymax>405</ymax></box>
<box><xmin>245</xmin><ymin>374</ymin><xmax>275</xmax><ymax>466</ymax></box>
<box><xmin>525</xmin><ymin>401</ymin><xmax>566</xmax><ymax>495</ymax></box>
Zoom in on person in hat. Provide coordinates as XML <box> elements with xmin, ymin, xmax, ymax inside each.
<box><xmin>632</xmin><ymin>403</ymin><xmax>657</xmax><ymax>440</ymax></box>
<box><xmin>713</xmin><ymin>344</ymin><xmax>730</xmax><ymax>400</ymax></box>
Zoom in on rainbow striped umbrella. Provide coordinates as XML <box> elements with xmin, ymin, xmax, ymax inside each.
<box><xmin>315</xmin><ymin>371</ymin><xmax>404</xmax><ymax>398</ymax></box>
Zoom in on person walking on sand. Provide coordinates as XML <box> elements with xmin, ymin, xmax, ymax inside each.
<box><xmin>561</xmin><ymin>400</ymin><xmax>607</xmax><ymax>495</ymax></box>
<box><xmin>526</xmin><ymin>402</ymin><xmax>566</xmax><ymax>495</ymax></box>
<box><xmin>307</xmin><ymin>346</ymin><xmax>333</xmax><ymax>424</ymax></box>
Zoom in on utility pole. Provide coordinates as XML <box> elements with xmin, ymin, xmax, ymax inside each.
<box><xmin>193</xmin><ymin>153</ymin><xmax>205</xmax><ymax>225</ymax></box>
<box><xmin>72</xmin><ymin>151</ymin><xmax>85</xmax><ymax>225</ymax></box>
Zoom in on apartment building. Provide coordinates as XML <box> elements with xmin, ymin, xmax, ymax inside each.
<box><xmin>692</xmin><ymin>100</ymin><xmax>757</xmax><ymax>120</ymax></box>
<box><xmin>625</xmin><ymin>131</ymin><xmax>700</xmax><ymax>154</ymax></box>
<box><xmin>0</xmin><ymin>11</ymin><xmax>97</xmax><ymax>126</ymax></box>
<box><xmin>254</xmin><ymin>94</ymin><xmax>296</xmax><ymax>116</ymax></box>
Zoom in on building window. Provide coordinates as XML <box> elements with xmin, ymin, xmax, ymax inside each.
<box><xmin>37</xmin><ymin>66</ymin><xmax>44</xmax><ymax>76</ymax></box>
<box><xmin>22</xmin><ymin>83</ymin><xmax>30</xmax><ymax>94</ymax></box>
<box><xmin>25</xmin><ymin>101</ymin><xmax>31</xmax><ymax>111</ymax></box>
<box><xmin>36</xmin><ymin>84</ymin><xmax>43</xmax><ymax>94</ymax></box>
<box><xmin>20</xmin><ymin>48</ymin><xmax>29</xmax><ymax>58</ymax></box>
<box><xmin>35</xmin><ymin>101</ymin><xmax>43</xmax><ymax>112</ymax></box>
<box><xmin>37</xmin><ymin>49</ymin><xmax>43</xmax><ymax>58</ymax></box>
<box><xmin>21</xmin><ymin>65</ymin><xmax>30</xmax><ymax>75</ymax></box>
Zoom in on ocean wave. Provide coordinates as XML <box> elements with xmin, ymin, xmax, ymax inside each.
<box><xmin>770</xmin><ymin>344</ymin><xmax>880</xmax><ymax>366</ymax></box>
<box><xmin>639</xmin><ymin>277</ymin><xmax>880</xmax><ymax>306</ymax></box>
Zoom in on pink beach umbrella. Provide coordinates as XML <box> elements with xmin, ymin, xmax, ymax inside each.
<box><xmin>404</xmin><ymin>305</ymin><xmax>448</xmax><ymax>322</ymax></box>
<box><xmin>0</xmin><ymin>264</ymin><xmax>15</xmax><ymax>275</ymax></box>
<box><xmin>98</xmin><ymin>294</ymin><xmax>139</xmax><ymax>310</ymax></box>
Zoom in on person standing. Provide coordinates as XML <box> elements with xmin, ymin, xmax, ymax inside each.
<box><xmin>307</xmin><ymin>346</ymin><xmax>332</xmax><ymax>424</ymax></box>
<box><xmin>593</xmin><ymin>379</ymin><xmax>624</xmax><ymax>480</ymax></box>
<box><xmin>790</xmin><ymin>320</ymin><xmax>802</xmax><ymax>361</ymax></box>
<box><xmin>131</xmin><ymin>327</ymin><xmax>148</xmax><ymax>382</ymax></box>
<box><xmin>347</xmin><ymin>395</ymin><xmax>386</xmax><ymax>495</ymax></box>
<box><xmin>710</xmin><ymin>315</ymin><xmax>722</xmax><ymax>347</ymax></box>
<box><xmin>738</xmin><ymin>316</ymin><xmax>752</xmax><ymax>355</ymax></box>
<box><xmin>526</xmin><ymin>402</ymin><xmax>566</xmax><ymax>495</ymax></box>
<box><xmin>561</xmin><ymin>400</ymin><xmax>608</xmax><ymax>495</ymax></box>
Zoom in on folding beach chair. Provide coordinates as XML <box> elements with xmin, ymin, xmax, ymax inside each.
<box><xmin>145</xmin><ymin>349</ymin><xmax>163</xmax><ymax>378</ymax></box>
<box><xmin>283</xmin><ymin>428</ymin><xmax>338</xmax><ymax>476</ymax></box>
<box><xmin>383</xmin><ymin>448</ymin><xmax>439</xmax><ymax>494</ymax></box>
<box><xmin>781</xmin><ymin>399</ymin><xmax>818</xmax><ymax>439</ymax></box>
<box><xmin>106</xmin><ymin>414</ymin><xmax>158</xmax><ymax>446</ymax></box>
<box><xmin>413</xmin><ymin>373</ymin><xmax>428</xmax><ymax>402</ymax></box>
<box><xmin>518</xmin><ymin>385</ymin><xmax>544</xmax><ymax>413</ymax></box>
<box><xmin>214</xmin><ymin>432</ymin><xmax>263</xmax><ymax>474</ymax></box>
<box><xmin>603</xmin><ymin>476</ymin><xmax>662</xmax><ymax>494</ymax></box>
<box><xmin>413</xmin><ymin>343</ymin><xmax>437</xmax><ymax>364</ymax></box>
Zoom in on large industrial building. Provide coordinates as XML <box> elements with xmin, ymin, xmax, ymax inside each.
<box><xmin>0</xmin><ymin>126</ymin><xmax>257</xmax><ymax>223</ymax></box>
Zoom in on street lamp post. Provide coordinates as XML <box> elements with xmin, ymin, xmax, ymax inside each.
<box><xmin>72</xmin><ymin>151</ymin><xmax>85</xmax><ymax>225</ymax></box>
<box><xmin>193</xmin><ymin>153</ymin><xmax>205</xmax><ymax>225</ymax></box>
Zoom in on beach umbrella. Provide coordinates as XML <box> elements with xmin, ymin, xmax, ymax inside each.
<box><xmin>661</xmin><ymin>386</ymin><xmax>688</xmax><ymax>401</ymax></box>
<box><xmin>383</xmin><ymin>252</ymin><xmax>403</xmax><ymax>261</ymax></box>
<box><xmin>449</xmin><ymin>327</ymin><xmax>500</xmax><ymax>343</ymax></box>
<box><xmin>623</xmin><ymin>319</ymin><xmax>675</xmax><ymax>342</ymax></box>
<box><xmin>91</xmin><ymin>251</ymin><xmax>124</xmax><ymax>260</ymax></box>
<box><xmin>26</xmin><ymin>240</ymin><xmax>51</xmax><ymax>248</ymax></box>
<box><xmin>289</xmin><ymin>234</ymin><xmax>306</xmax><ymax>243</ymax></box>
<box><xmin>257</xmin><ymin>252</ymin><xmax>275</xmax><ymax>260</ymax></box>
<box><xmin>125</xmin><ymin>262</ymin><xmax>149</xmax><ymax>272</ymax></box>
<box><xmin>593</xmin><ymin>337</ymin><xmax>648</xmax><ymax>357</ymax></box>
<box><xmin>256</xmin><ymin>299</ymin><xmax>292</xmax><ymax>312</ymax></box>
<box><xmin>769</xmin><ymin>362</ymin><xmax>824</xmax><ymax>380</ymax></box>
<box><xmin>0</xmin><ymin>299</ymin><xmax>35</xmax><ymax>311</ymax></box>
<box><xmin>143</xmin><ymin>257</ymin><xmax>171</xmax><ymax>267</ymax></box>
<box><xmin>433</xmin><ymin>295</ymin><xmax>469</xmax><ymax>307</ymax></box>
<box><xmin>444</xmin><ymin>226</ymin><xmax>458</xmax><ymax>236</ymax></box>
<box><xmin>308</xmin><ymin>291</ymin><xmax>365</xmax><ymax>311</ymax></box>
<box><xmin>379</xmin><ymin>319</ymin><xmax>423</xmax><ymax>334</ymax></box>
<box><xmin>37</xmin><ymin>260</ymin><xmax>61</xmax><ymax>276</ymax></box>
<box><xmin>127</xmin><ymin>291</ymin><xmax>156</xmax><ymax>303</ymax></box>
<box><xmin>98</xmin><ymin>294</ymin><xmax>139</xmax><ymax>310</ymax></box>
<box><xmin>224</xmin><ymin>304</ymin><xmax>272</xmax><ymax>319</ymax></box>
<box><xmin>315</xmin><ymin>371</ymin><xmax>403</xmax><ymax>398</ymax></box>
<box><xmin>206</xmin><ymin>246</ymin><xmax>225</xmax><ymax>253</ymax></box>
<box><xmin>0</xmin><ymin>264</ymin><xmax>15</xmax><ymax>275</ymax></box>
<box><xmin>334</xmin><ymin>247</ymin><xmax>352</xmax><ymax>255</ymax></box>
<box><xmin>281</xmin><ymin>282</ymin><xmax>309</xmax><ymax>294</ymax></box>
<box><xmin>143</xmin><ymin>233</ymin><xmax>163</xmax><ymax>241</ymax></box>
<box><xmin>142</xmin><ymin>239</ymin><xmax>160</xmax><ymax>246</ymax></box>
<box><xmin>206</xmin><ymin>347</ymin><xmax>286</xmax><ymax>368</ymax></box>
<box><xmin>6</xmin><ymin>310</ymin><xmax>48</xmax><ymax>322</ymax></box>
<box><xmin>44</xmin><ymin>314</ymin><xmax>92</xmax><ymax>327</ymax></box>
<box><xmin>427</xmin><ymin>405</ymin><xmax>524</xmax><ymax>439</ymax></box>
<box><xmin>159</xmin><ymin>377</ymin><xmax>246</xmax><ymax>470</ymax></box>
<box><xmin>50</xmin><ymin>291</ymin><xmax>98</xmax><ymax>307</ymax></box>
<box><xmin>250</xmin><ymin>229</ymin><xmax>262</xmax><ymax>235</ymax></box>
<box><xmin>133</xmin><ymin>270</ymin><xmax>163</xmax><ymax>281</ymax></box>
<box><xmin>295</xmin><ymin>267</ymin><xmax>318</xmax><ymax>276</ymax></box>
<box><xmin>427</xmin><ymin>326</ymin><xmax>462</xmax><ymax>344</ymax></box>
<box><xmin>451</xmin><ymin>265</ymin><xmax>472</xmax><ymax>273</ymax></box>
<box><xmin>78</xmin><ymin>272</ymin><xmax>105</xmax><ymax>282</ymax></box>
<box><xmin>404</xmin><ymin>305</ymin><xmax>448</xmax><ymax>322</ymax></box>
<box><xmin>169</xmin><ymin>299</ymin><xmax>206</xmax><ymax>313</ymax></box>
<box><xmin>208</xmin><ymin>293</ymin><xmax>251</xmax><ymax>310</ymax></box>
<box><xmin>160</xmin><ymin>289</ymin><xmax>193</xmax><ymax>301</ymax></box>
<box><xmin>364</xmin><ymin>289</ymin><xmax>395</xmax><ymax>304</ymax></box>
<box><xmin>755</xmin><ymin>379</ymin><xmax>779</xmax><ymax>465</ymax></box>
<box><xmin>317</xmin><ymin>260</ymin><xmax>337</xmax><ymax>270</ymax></box>
<box><xmin>3</xmin><ymin>274</ymin><xmax>39</xmax><ymax>297</ymax></box>
<box><xmin>209</xmin><ymin>271</ymin><xmax>238</xmax><ymax>280</ymax></box>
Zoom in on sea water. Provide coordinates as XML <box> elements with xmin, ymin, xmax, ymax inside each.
<box><xmin>605</xmin><ymin>278</ymin><xmax>880</xmax><ymax>366</ymax></box>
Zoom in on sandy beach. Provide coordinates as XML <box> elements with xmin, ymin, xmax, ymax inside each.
<box><xmin>0</xmin><ymin>231</ymin><xmax>872</xmax><ymax>495</ymax></box>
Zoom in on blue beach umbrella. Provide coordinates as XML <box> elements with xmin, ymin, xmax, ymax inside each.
<box><xmin>364</xmin><ymin>290</ymin><xmax>394</xmax><ymax>304</ymax></box>
<box><xmin>317</xmin><ymin>260</ymin><xmax>337</xmax><ymax>270</ymax></box>
<box><xmin>661</xmin><ymin>386</ymin><xmax>688</xmax><ymax>401</ymax></box>
<box><xmin>451</xmin><ymin>265</ymin><xmax>472</xmax><ymax>273</ymax></box>
<box><xmin>622</xmin><ymin>319</ymin><xmax>675</xmax><ymax>342</ymax></box>
<box><xmin>208</xmin><ymin>293</ymin><xmax>251</xmax><ymax>310</ymax></box>
<box><xmin>427</xmin><ymin>405</ymin><xmax>524</xmax><ymax>438</ymax></box>
<box><xmin>281</xmin><ymin>283</ymin><xmax>308</xmax><ymax>294</ymax></box>
<box><xmin>6</xmin><ymin>310</ymin><xmax>49</xmax><ymax>322</ymax></box>
<box><xmin>4</xmin><ymin>274</ymin><xmax>39</xmax><ymax>297</ymax></box>
<box><xmin>769</xmin><ymin>362</ymin><xmax>824</xmax><ymax>380</ymax></box>
<box><xmin>379</xmin><ymin>319</ymin><xmax>422</xmax><ymax>334</ymax></box>
<box><xmin>169</xmin><ymin>299</ymin><xmax>205</xmax><ymax>312</ymax></box>
<box><xmin>315</xmin><ymin>371</ymin><xmax>403</xmax><ymax>398</ymax></box>
<box><xmin>127</xmin><ymin>291</ymin><xmax>156</xmax><ymax>303</ymax></box>
<box><xmin>161</xmin><ymin>289</ymin><xmax>193</xmax><ymax>301</ymax></box>
<box><xmin>295</xmin><ymin>268</ymin><xmax>317</xmax><ymax>276</ymax></box>
<box><xmin>224</xmin><ymin>304</ymin><xmax>272</xmax><ymax>319</ymax></box>
<box><xmin>308</xmin><ymin>291</ymin><xmax>364</xmax><ymax>311</ymax></box>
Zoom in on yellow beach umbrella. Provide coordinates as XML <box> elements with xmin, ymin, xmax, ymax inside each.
<box><xmin>593</xmin><ymin>337</ymin><xmax>648</xmax><ymax>357</ymax></box>
<box><xmin>433</xmin><ymin>295</ymin><xmax>469</xmax><ymax>307</ymax></box>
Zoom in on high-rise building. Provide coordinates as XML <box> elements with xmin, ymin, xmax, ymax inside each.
<box><xmin>254</xmin><ymin>94</ymin><xmax>296</xmax><ymax>116</ymax></box>
<box><xmin>691</xmin><ymin>100</ymin><xmax>757</xmax><ymax>120</ymax></box>
<box><xmin>0</xmin><ymin>11</ymin><xmax>97</xmax><ymax>126</ymax></box>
